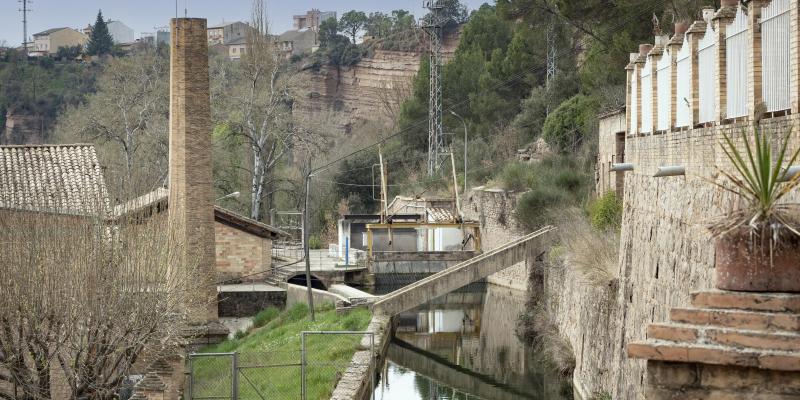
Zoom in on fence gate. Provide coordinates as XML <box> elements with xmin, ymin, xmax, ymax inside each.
<box><xmin>187</xmin><ymin>331</ymin><xmax>374</xmax><ymax>400</ymax></box>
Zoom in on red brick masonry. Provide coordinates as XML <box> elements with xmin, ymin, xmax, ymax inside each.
<box><xmin>628</xmin><ymin>290</ymin><xmax>800</xmax><ymax>399</ymax></box>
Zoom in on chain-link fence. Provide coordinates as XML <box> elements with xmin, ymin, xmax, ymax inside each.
<box><xmin>187</xmin><ymin>331</ymin><xmax>374</xmax><ymax>400</ymax></box>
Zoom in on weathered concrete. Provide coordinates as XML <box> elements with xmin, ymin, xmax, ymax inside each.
<box><xmin>284</xmin><ymin>283</ymin><xmax>349</xmax><ymax>308</ymax></box>
<box><xmin>329</xmin><ymin>314</ymin><xmax>392</xmax><ymax>400</ymax></box>
<box><xmin>328</xmin><ymin>284</ymin><xmax>376</xmax><ymax>301</ymax></box>
<box><xmin>372</xmin><ymin>227</ymin><xmax>554</xmax><ymax>316</ymax></box>
<box><xmin>462</xmin><ymin>187</ymin><xmax>529</xmax><ymax>291</ymax></box>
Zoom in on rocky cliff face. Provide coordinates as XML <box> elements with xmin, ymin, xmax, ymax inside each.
<box><xmin>295</xmin><ymin>29</ymin><xmax>460</xmax><ymax>128</ymax></box>
<box><xmin>2</xmin><ymin>111</ymin><xmax>44</xmax><ymax>145</ymax></box>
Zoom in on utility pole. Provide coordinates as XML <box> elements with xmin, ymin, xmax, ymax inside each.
<box><xmin>423</xmin><ymin>1</ymin><xmax>444</xmax><ymax>176</ymax></box>
<box><xmin>19</xmin><ymin>0</ymin><xmax>31</xmax><ymax>56</ymax></box>
<box><xmin>302</xmin><ymin>172</ymin><xmax>316</xmax><ymax>321</ymax></box>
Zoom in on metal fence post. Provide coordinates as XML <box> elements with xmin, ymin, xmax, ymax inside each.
<box><xmin>188</xmin><ymin>355</ymin><xmax>194</xmax><ymax>400</ymax></box>
<box><xmin>231</xmin><ymin>352</ymin><xmax>239</xmax><ymax>400</ymax></box>
<box><xmin>370</xmin><ymin>333</ymin><xmax>376</xmax><ymax>400</ymax></box>
<box><xmin>301</xmin><ymin>332</ymin><xmax>307</xmax><ymax>400</ymax></box>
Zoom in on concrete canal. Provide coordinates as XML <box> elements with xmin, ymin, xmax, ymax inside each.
<box><xmin>369</xmin><ymin>283</ymin><xmax>572</xmax><ymax>400</ymax></box>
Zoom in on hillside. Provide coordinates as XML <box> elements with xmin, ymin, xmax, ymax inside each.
<box><xmin>295</xmin><ymin>29</ymin><xmax>461</xmax><ymax>128</ymax></box>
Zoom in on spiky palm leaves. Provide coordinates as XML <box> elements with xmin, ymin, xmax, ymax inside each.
<box><xmin>708</xmin><ymin>124</ymin><xmax>800</xmax><ymax>238</ymax></box>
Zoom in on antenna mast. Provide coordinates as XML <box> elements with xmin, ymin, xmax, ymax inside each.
<box><xmin>19</xmin><ymin>0</ymin><xmax>32</xmax><ymax>55</ymax></box>
<box><xmin>423</xmin><ymin>0</ymin><xmax>445</xmax><ymax>176</ymax></box>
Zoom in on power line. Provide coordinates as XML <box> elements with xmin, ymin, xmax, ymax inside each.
<box><xmin>310</xmin><ymin>0</ymin><xmax>667</xmax><ymax>179</ymax></box>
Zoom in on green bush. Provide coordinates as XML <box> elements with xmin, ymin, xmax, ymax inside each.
<box><xmin>234</xmin><ymin>330</ymin><xmax>248</xmax><ymax>340</ymax></box>
<box><xmin>551</xmin><ymin>168</ymin><xmax>584</xmax><ymax>193</ymax></box>
<box><xmin>499</xmin><ymin>161</ymin><xmax>534</xmax><ymax>191</ymax></box>
<box><xmin>542</xmin><ymin>94</ymin><xmax>599</xmax><ymax>152</ymax></box>
<box><xmin>589</xmin><ymin>191</ymin><xmax>623</xmax><ymax>231</ymax></box>
<box><xmin>308</xmin><ymin>235</ymin><xmax>323</xmax><ymax>249</ymax></box>
<box><xmin>515</xmin><ymin>186</ymin><xmax>569</xmax><ymax>231</ymax></box>
<box><xmin>252</xmin><ymin>307</ymin><xmax>280</xmax><ymax>328</ymax></box>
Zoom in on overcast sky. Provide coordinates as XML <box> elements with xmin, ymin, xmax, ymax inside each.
<box><xmin>1</xmin><ymin>0</ymin><xmax>489</xmax><ymax>47</ymax></box>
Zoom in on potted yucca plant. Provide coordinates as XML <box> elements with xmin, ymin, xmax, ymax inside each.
<box><xmin>709</xmin><ymin>124</ymin><xmax>800</xmax><ymax>292</ymax></box>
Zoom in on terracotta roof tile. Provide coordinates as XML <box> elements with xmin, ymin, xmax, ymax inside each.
<box><xmin>0</xmin><ymin>144</ymin><xmax>108</xmax><ymax>215</ymax></box>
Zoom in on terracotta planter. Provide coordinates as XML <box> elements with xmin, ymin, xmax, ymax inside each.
<box><xmin>715</xmin><ymin>226</ymin><xmax>800</xmax><ymax>292</ymax></box>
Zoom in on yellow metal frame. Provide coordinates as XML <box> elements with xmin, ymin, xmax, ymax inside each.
<box><xmin>366</xmin><ymin>222</ymin><xmax>481</xmax><ymax>258</ymax></box>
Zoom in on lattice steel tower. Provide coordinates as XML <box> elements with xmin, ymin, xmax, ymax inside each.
<box><xmin>19</xmin><ymin>0</ymin><xmax>31</xmax><ymax>56</ymax></box>
<box><xmin>423</xmin><ymin>0</ymin><xmax>445</xmax><ymax>175</ymax></box>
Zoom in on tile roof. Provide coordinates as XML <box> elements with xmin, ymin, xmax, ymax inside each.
<box><xmin>33</xmin><ymin>27</ymin><xmax>69</xmax><ymax>37</ymax></box>
<box><xmin>113</xmin><ymin>188</ymin><xmax>289</xmax><ymax>239</ymax></box>
<box><xmin>0</xmin><ymin>144</ymin><xmax>109</xmax><ymax>215</ymax></box>
<box><xmin>427</xmin><ymin>207</ymin><xmax>454</xmax><ymax>223</ymax></box>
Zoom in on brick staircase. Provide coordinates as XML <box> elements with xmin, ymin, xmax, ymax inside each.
<box><xmin>628</xmin><ymin>290</ymin><xmax>800</xmax><ymax>399</ymax></box>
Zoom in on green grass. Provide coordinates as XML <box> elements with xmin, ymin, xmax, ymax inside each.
<box><xmin>192</xmin><ymin>303</ymin><xmax>372</xmax><ymax>400</ymax></box>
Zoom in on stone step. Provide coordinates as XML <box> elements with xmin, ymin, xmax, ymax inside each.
<box><xmin>647</xmin><ymin>323</ymin><xmax>800</xmax><ymax>351</ymax></box>
<box><xmin>670</xmin><ymin>307</ymin><xmax>800</xmax><ymax>332</ymax></box>
<box><xmin>705</xmin><ymin>328</ymin><xmax>800</xmax><ymax>352</ymax></box>
<box><xmin>691</xmin><ymin>290</ymin><xmax>800</xmax><ymax>313</ymax></box>
<box><xmin>628</xmin><ymin>340</ymin><xmax>800</xmax><ymax>371</ymax></box>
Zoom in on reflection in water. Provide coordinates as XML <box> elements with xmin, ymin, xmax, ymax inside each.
<box><xmin>375</xmin><ymin>284</ymin><xmax>571</xmax><ymax>400</ymax></box>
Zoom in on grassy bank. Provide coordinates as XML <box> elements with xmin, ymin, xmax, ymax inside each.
<box><xmin>193</xmin><ymin>303</ymin><xmax>372</xmax><ymax>400</ymax></box>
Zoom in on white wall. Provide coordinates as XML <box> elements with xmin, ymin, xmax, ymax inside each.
<box><xmin>107</xmin><ymin>21</ymin><xmax>134</xmax><ymax>44</ymax></box>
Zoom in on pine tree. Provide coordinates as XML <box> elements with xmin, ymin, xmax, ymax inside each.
<box><xmin>86</xmin><ymin>10</ymin><xmax>113</xmax><ymax>56</ymax></box>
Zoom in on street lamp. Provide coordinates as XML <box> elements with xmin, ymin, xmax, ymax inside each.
<box><xmin>215</xmin><ymin>191</ymin><xmax>240</xmax><ymax>202</ymax></box>
<box><xmin>449</xmin><ymin>110</ymin><xmax>468</xmax><ymax>194</ymax></box>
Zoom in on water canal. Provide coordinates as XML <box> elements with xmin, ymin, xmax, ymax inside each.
<box><xmin>369</xmin><ymin>283</ymin><xmax>572</xmax><ymax>400</ymax></box>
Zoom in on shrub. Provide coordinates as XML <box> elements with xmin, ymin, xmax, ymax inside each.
<box><xmin>308</xmin><ymin>235</ymin><xmax>323</xmax><ymax>249</ymax></box>
<box><xmin>542</xmin><ymin>94</ymin><xmax>599</xmax><ymax>153</ymax></box>
<box><xmin>560</xmin><ymin>209</ymin><xmax>619</xmax><ymax>287</ymax></box>
<box><xmin>252</xmin><ymin>307</ymin><xmax>280</xmax><ymax>329</ymax></box>
<box><xmin>591</xmin><ymin>392</ymin><xmax>613</xmax><ymax>400</ymax></box>
<box><xmin>589</xmin><ymin>191</ymin><xmax>623</xmax><ymax>231</ymax></box>
<box><xmin>499</xmin><ymin>161</ymin><xmax>534</xmax><ymax>191</ymax></box>
<box><xmin>234</xmin><ymin>330</ymin><xmax>248</xmax><ymax>340</ymax></box>
<box><xmin>515</xmin><ymin>186</ymin><xmax>569</xmax><ymax>231</ymax></box>
<box><xmin>551</xmin><ymin>168</ymin><xmax>585</xmax><ymax>193</ymax></box>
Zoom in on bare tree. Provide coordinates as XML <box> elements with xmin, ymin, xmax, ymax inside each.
<box><xmin>0</xmin><ymin>207</ymin><xmax>207</xmax><ymax>399</ymax></box>
<box><xmin>55</xmin><ymin>51</ymin><xmax>169</xmax><ymax>199</ymax></box>
<box><xmin>211</xmin><ymin>0</ymin><xmax>332</xmax><ymax>221</ymax></box>
<box><xmin>376</xmin><ymin>80</ymin><xmax>412</xmax><ymax>126</ymax></box>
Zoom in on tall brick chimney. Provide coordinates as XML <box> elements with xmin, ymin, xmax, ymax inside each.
<box><xmin>168</xmin><ymin>18</ymin><xmax>218</xmax><ymax>324</ymax></box>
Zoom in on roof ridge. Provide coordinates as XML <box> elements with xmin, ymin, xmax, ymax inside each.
<box><xmin>0</xmin><ymin>143</ymin><xmax>96</xmax><ymax>148</ymax></box>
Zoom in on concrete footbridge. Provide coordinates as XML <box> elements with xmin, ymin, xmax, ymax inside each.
<box><xmin>372</xmin><ymin>226</ymin><xmax>555</xmax><ymax>316</ymax></box>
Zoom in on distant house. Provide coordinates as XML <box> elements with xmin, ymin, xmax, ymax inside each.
<box><xmin>83</xmin><ymin>20</ymin><xmax>134</xmax><ymax>44</ymax></box>
<box><xmin>32</xmin><ymin>27</ymin><xmax>88</xmax><ymax>55</ymax></box>
<box><xmin>293</xmin><ymin>9</ymin><xmax>336</xmax><ymax>31</ymax></box>
<box><xmin>226</xmin><ymin>37</ymin><xmax>248</xmax><ymax>60</ymax></box>
<box><xmin>275</xmin><ymin>29</ymin><xmax>317</xmax><ymax>58</ymax></box>
<box><xmin>207</xmin><ymin>21</ymin><xmax>250</xmax><ymax>45</ymax></box>
<box><xmin>107</xmin><ymin>21</ymin><xmax>135</xmax><ymax>44</ymax></box>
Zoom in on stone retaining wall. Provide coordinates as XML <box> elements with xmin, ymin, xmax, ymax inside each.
<box><xmin>608</xmin><ymin>115</ymin><xmax>800</xmax><ymax>398</ymax></box>
<box><xmin>217</xmin><ymin>290</ymin><xmax>286</xmax><ymax>317</ymax></box>
<box><xmin>462</xmin><ymin>187</ymin><xmax>529</xmax><ymax>290</ymax></box>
